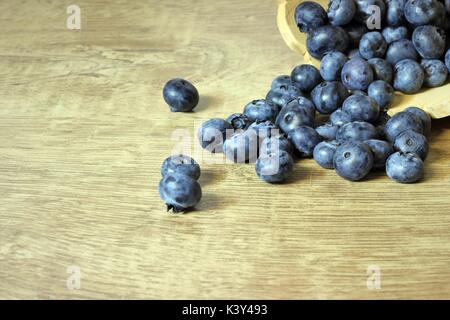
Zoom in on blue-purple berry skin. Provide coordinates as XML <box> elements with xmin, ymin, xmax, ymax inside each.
<box><xmin>316</xmin><ymin>123</ymin><xmax>339</xmax><ymax>140</ymax></box>
<box><xmin>306</xmin><ymin>25</ymin><xmax>349</xmax><ymax>59</ymax></box>
<box><xmin>248</xmin><ymin>121</ymin><xmax>280</xmax><ymax>142</ymax></box>
<box><xmin>295</xmin><ymin>1</ymin><xmax>328</xmax><ymax>33</ymax></box>
<box><xmin>386</xmin><ymin>40</ymin><xmax>419</xmax><ymax>65</ymax></box>
<box><xmin>368</xmin><ymin>58</ymin><xmax>394</xmax><ymax>84</ymax></box>
<box><xmin>404</xmin><ymin>0</ymin><xmax>445</xmax><ymax>28</ymax></box>
<box><xmin>260</xmin><ymin>135</ymin><xmax>294</xmax><ymax>156</ymax></box>
<box><xmin>365</xmin><ymin>139</ymin><xmax>394</xmax><ymax>169</ymax></box>
<box><xmin>288</xmin><ymin>126</ymin><xmax>323</xmax><ymax>158</ymax></box>
<box><xmin>384</xmin><ymin>111</ymin><xmax>424</xmax><ymax>142</ymax></box>
<box><xmin>320</xmin><ymin>51</ymin><xmax>348</xmax><ymax>81</ymax></box>
<box><xmin>158</xmin><ymin>174</ymin><xmax>202</xmax><ymax>213</ymax></box>
<box><xmin>344</xmin><ymin>23</ymin><xmax>368</xmax><ymax>48</ymax></box>
<box><xmin>446</xmin><ymin>49</ymin><xmax>450</xmax><ymax>73</ymax></box>
<box><xmin>198</xmin><ymin>118</ymin><xmax>233</xmax><ymax>153</ymax></box>
<box><xmin>394</xmin><ymin>130</ymin><xmax>429</xmax><ymax>160</ymax></box>
<box><xmin>161</xmin><ymin>155</ymin><xmax>201</xmax><ymax>180</ymax></box>
<box><xmin>327</xmin><ymin>0</ymin><xmax>356</xmax><ymax>26</ymax></box>
<box><xmin>271</xmin><ymin>75</ymin><xmax>292</xmax><ymax>90</ymax></box>
<box><xmin>276</xmin><ymin>97</ymin><xmax>316</xmax><ymax>134</ymax></box>
<box><xmin>342</xmin><ymin>95</ymin><xmax>380</xmax><ymax>123</ymax></box>
<box><xmin>226</xmin><ymin>113</ymin><xmax>251</xmax><ymax>130</ymax></box>
<box><xmin>385</xmin><ymin>0</ymin><xmax>406</xmax><ymax>27</ymax></box>
<box><xmin>291</xmin><ymin>64</ymin><xmax>322</xmax><ymax>92</ymax></box>
<box><xmin>386</xmin><ymin>152</ymin><xmax>424</xmax><ymax>183</ymax></box>
<box><xmin>337</xmin><ymin>121</ymin><xmax>378</xmax><ymax>142</ymax></box>
<box><xmin>393</xmin><ymin>59</ymin><xmax>425</xmax><ymax>94</ymax></box>
<box><xmin>256</xmin><ymin>150</ymin><xmax>294</xmax><ymax>183</ymax></box>
<box><xmin>359</xmin><ymin>32</ymin><xmax>387</xmax><ymax>60</ymax></box>
<box><xmin>374</xmin><ymin>111</ymin><xmax>392</xmax><ymax>139</ymax></box>
<box><xmin>404</xmin><ymin>107</ymin><xmax>432</xmax><ymax>136</ymax></box>
<box><xmin>368</xmin><ymin>80</ymin><xmax>395</xmax><ymax>110</ymax></box>
<box><xmin>243</xmin><ymin>99</ymin><xmax>280</xmax><ymax>123</ymax></box>
<box><xmin>163</xmin><ymin>78</ymin><xmax>199</xmax><ymax>112</ymax></box>
<box><xmin>314</xmin><ymin>140</ymin><xmax>341</xmax><ymax>169</ymax></box>
<box><xmin>333</xmin><ymin>141</ymin><xmax>374</xmax><ymax>181</ymax></box>
<box><xmin>341</xmin><ymin>58</ymin><xmax>374</xmax><ymax>91</ymax></box>
<box><xmin>412</xmin><ymin>25</ymin><xmax>446</xmax><ymax>59</ymax></box>
<box><xmin>330</xmin><ymin>109</ymin><xmax>352</xmax><ymax>126</ymax></box>
<box><xmin>420</xmin><ymin>59</ymin><xmax>448</xmax><ymax>88</ymax></box>
<box><xmin>266</xmin><ymin>89</ymin><xmax>299</xmax><ymax>109</ymax></box>
<box><xmin>311</xmin><ymin>81</ymin><xmax>350</xmax><ymax>114</ymax></box>
<box><xmin>382</xmin><ymin>26</ymin><xmax>409</xmax><ymax>44</ymax></box>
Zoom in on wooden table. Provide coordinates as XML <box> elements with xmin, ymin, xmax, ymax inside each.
<box><xmin>1</xmin><ymin>0</ymin><xmax>450</xmax><ymax>299</ymax></box>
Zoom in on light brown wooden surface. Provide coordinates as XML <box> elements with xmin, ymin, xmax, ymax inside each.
<box><xmin>1</xmin><ymin>0</ymin><xmax>450</xmax><ymax>300</ymax></box>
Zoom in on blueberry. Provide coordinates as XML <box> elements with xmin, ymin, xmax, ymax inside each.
<box><xmin>255</xmin><ymin>150</ymin><xmax>294</xmax><ymax>183</ymax></box>
<box><xmin>344</xmin><ymin>23</ymin><xmax>368</xmax><ymax>48</ymax></box>
<box><xmin>364</xmin><ymin>139</ymin><xmax>394</xmax><ymax>169</ymax></box>
<box><xmin>386</xmin><ymin>40</ymin><xmax>419</xmax><ymax>65</ymax></box>
<box><xmin>158</xmin><ymin>174</ymin><xmax>202</xmax><ymax>213</ymax></box>
<box><xmin>359</xmin><ymin>32</ymin><xmax>387</xmax><ymax>60</ymax></box>
<box><xmin>341</xmin><ymin>58</ymin><xmax>374</xmax><ymax>91</ymax></box>
<box><xmin>291</xmin><ymin>64</ymin><xmax>322</xmax><ymax>92</ymax></box>
<box><xmin>368</xmin><ymin>58</ymin><xmax>394</xmax><ymax>84</ymax></box>
<box><xmin>446</xmin><ymin>49</ymin><xmax>450</xmax><ymax>73</ymax></box>
<box><xmin>404</xmin><ymin>106</ymin><xmax>432</xmax><ymax>135</ymax></box>
<box><xmin>266</xmin><ymin>84</ymin><xmax>302</xmax><ymax>108</ymax></box>
<box><xmin>163</xmin><ymin>78</ymin><xmax>199</xmax><ymax>112</ymax></box>
<box><xmin>384</xmin><ymin>111</ymin><xmax>424</xmax><ymax>142</ymax></box>
<box><xmin>333</xmin><ymin>141</ymin><xmax>374</xmax><ymax>181</ymax></box>
<box><xmin>288</xmin><ymin>126</ymin><xmax>323</xmax><ymax>157</ymax></box>
<box><xmin>327</xmin><ymin>0</ymin><xmax>356</xmax><ymax>26</ymax></box>
<box><xmin>226</xmin><ymin>113</ymin><xmax>251</xmax><ymax>130</ymax></box>
<box><xmin>404</xmin><ymin>0</ymin><xmax>445</xmax><ymax>27</ymax></box>
<box><xmin>295</xmin><ymin>2</ymin><xmax>328</xmax><ymax>33</ymax></box>
<box><xmin>412</xmin><ymin>25</ymin><xmax>446</xmax><ymax>59</ymax></box>
<box><xmin>271</xmin><ymin>75</ymin><xmax>292</xmax><ymax>89</ymax></box>
<box><xmin>336</xmin><ymin>121</ymin><xmax>378</xmax><ymax>141</ymax></box>
<box><xmin>161</xmin><ymin>155</ymin><xmax>201</xmax><ymax>180</ymax></box>
<box><xmin>306</xmin><ymin>25</ymin><xmax>349</xmax><ymax>59</ymax></box>
<box><xmin>354</xmin><ymin>0</ymin><xmax>386</xmax><ymax>24</ymax></box>
<box><xmin>393</xmin><ymin>59</ymin><xmax>425</xmax><ymax>94</ymax></box>
<box><xmin>276</xmin><ymin>97</ymin><xmax>316</xmax><ymax>133</ymax></box>
<box><xmin>198</xmin><ymin>118</ymin><xmax>233</xmax><ymax>153</ymax></box>
<box><xmin>330</xmin><ymin>109</ymin><xmax>352</xmax><ymax>126</ymax></box>
<box><xmin>386</xmin><ymin>152</ymin><xmax>424</xmax><ymax>183</ymax></box>
<box><xmin>320</xmin><ymin>51</ymin><xmax>348</xmax><ymax>81</ymax></box>
<box><xmin>223</xmin><ymin>131</ymin><xmax>259</xmax><ymax>163</ymax></box>
<box><xmin>342</xmin><ymin>95</ymin><xmax>380</xmax><ymax>123</ymax></box>
<box><xmin>315</xmin><ymin>123</ymin><xmax>339</xmax><ymax>140</ymax></box>
<box><xmin>446</xmin><ymin>0</ymin><xmax>450</xmax><ymax>13</ymax></box>
<box><xmin>382</xmin><ymin>26</ymin><xmax>410</xmax><ymax>44</ymax></box>
<box><xmin>248</xmin><ymin>120</ymin><xmax>280</xmax><ymax>142</ymax></box>
<box><xmin>420</xmin><ymin>59</ymin><xmax>449</xmax><ymax>87</ymax></box>
<box><xmin>243</xmin><ymin>99</ymin><xmax>280</xmax><ymax>123</ymax></box>
<box><xmin>260</xmin><ymin>135</ymin><xmax>295</xmax><ymax>156</ymax></box>
<box><xmin>386</xmin><ymin>0</ymin><xmax>406</xmax><ymax>26</ymax></box>
<box><xmin>311</xmin><ymin>81</ymin><xmax>350</xmax><ymax>114</ymax></box>
<box><xmin>368</xmin><ymin>80</ymin><xmax>395</xmax><ymax>110</ymax></box>
<box><xmin>394</xmin><ymin>129</ymin><xmax>429</xmax><ymax>159</ymax></box>
<box><xmin>314</xmin><ymin>140</ymin><xmax>341</xmax><ymax>169</ymax></box>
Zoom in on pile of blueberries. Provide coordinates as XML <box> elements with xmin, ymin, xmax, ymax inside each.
<box><xmin>159</xmin><ymin>0</ymin><xmax>449</xmax><ymax>212</ymax></box>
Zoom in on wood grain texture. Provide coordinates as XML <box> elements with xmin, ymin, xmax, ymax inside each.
<box><xmin>1</xmin><ymin>0</ymin><xmax>450</xmax><ymax>300</ymax></box>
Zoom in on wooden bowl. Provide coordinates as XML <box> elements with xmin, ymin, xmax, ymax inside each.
<box><xmin>276</xmin><ymin>0</ymin><xmax>450</xmax><ymax>118</ymax></box>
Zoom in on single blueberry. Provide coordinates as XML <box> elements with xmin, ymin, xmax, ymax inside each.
<box><xmin>295</xmin><ymin>1</ymin><xmax>328</xmax><ymax>33</ymax></box>
<box><xmin>341</xmin><ymin>58</ymin><xmax>374</xmax><ymax>91</ymax></box>
<box><xmin>394</xmin><ymin>130</ymin><xmax>429</xmax><ymax>160</ymax></box>
<box><xmin>276</xmin><ymin>97</ymin><xmax>316</xmax><ymax>134</ymax></box>
<box><xmin>386</xmin><ymin>152</ymin><xmax>424</xmax><ymax>183</ymax></box>
<box><xmin>291</xmin><ymin>64</ymin><xmax>322</xmax><ymax>92</ymax></box>
<box><xmin>333</xmin><ymin>141</ymin><xmax>374</xmax><ymax>181</ymax></box>
<box><xmin>158</xmin><ymin>174</ymin><xmax>202</xmax><ymax>213</ymax></box>
<box><xmin>307</xmin><ymin>25</ymin><xmax>349</xmax><ymax>59</ymax></box>
<box><xmin>382</xmin><ymin>26</ymin><xmax>410</xmax><ymax>44</ymax></box>
<box><xmin>384</xmin><ymin>111</ymin><xmax>424</xmax><ymax>142</ymax></box>
<box><xmin>223</xmin><ymin>131</ymin><xmax>259</xmax><ymax>163</ymax></box>
<box><xmin>260</xmin><ymin>135</ymin><xmax>295</xmax><ymax>156</ymax></box>
<box><xmin>288</xmin><ymin>126</ymin><xmax>323</xmax><ymax>158</ymax></box>
<box><xmin>354</xmin><ymin>0</ymin><xmax>386</xmax><ymax>24</ymax></box>
<box><xmin>368</xmin><ymin>58</ymin><xmax>394</xmax><ymax>84</ymax></box>
<box><xmin>342</xmin><ymin>95</ymin><xmax>380</xmax><ymax>123</ymax></box>
<box><xmin>161</xmin><ymin>154</ymin><xmax>201</xmax><ymax>180</ymax></box>
<box><xmin>393</xmin><ymin>59</ymin><xmax>425</xmax><ymax>94</ymax></box>
<box><xmin>368</xmin><ymin>80</ymin><xmax>395</xmax><ymax>110</ymax></box>
<box><xmin>359</xmin><ymin>32</ymin><xmax>387</xmax><ymax>60</ymax></box>
<box><xmin>420</xmin><ymin>59</ymin><xmax>449</xmax><ymax>88</ymax></box>
<box><xmin>364</xmin><ymin>139</ymin><xmax>394</xmax><ymax>169</ymax></box>
<box><xmin>320</xmin><ymin>51</ymin><xmax>349</xmax><ymax>81</ymax></box>
<box><xmin>344</xmin><ymin>23</ymin><xmax>368</xmax><ymax>48</ymax></box>
<box><xmin>385</xmin><ymin>0</ymin><xmax>406</xmax><ymax>26</ymax></box>
<box><xmin>330</xmin><ymin>109</ymin><xmax>352</xmax><ymax>126</ymax></box>
<box><xmin>404</xmin><ymin>106</ymin><xmax>432</xmax><ymax>136</ymax></box>
<box><xmin>404</xmin><ymin>0</ymin><xmax>445</xmax><ymax>27</ymax></box>
<box><xmin>243</xmin><ymin>99</ymin><xmax>280</xmax><ymax>123</ymax></box>
<box><xmin>315</xmin><ymin>123</ymin><xmax>339</xmax><ymax>140</ymax></box>
<box><xmin>386</xmin><ymin>40</ymin><xmax>419</xmax><ymax>65</ymax></box>
<box><xmin>271</xmin><ymin>75</ymin><xmax>292</xmax><ymax>89</ymax></box>
<box><xmin>327</xmin><ymin>0</ymin><xmax>356</xmax><ymax>26</ymax></box>
<box><xmin>163</xmin><ymin>78</ymin><xmax>199</xmax><ymax>112</ymax></box>
<box><xmin>311</xmin><ymin>81</ymin><xmax>350</xmax><ymax>114</ymax></box>
<box><xmin>226</xmin><ymin>113</ymin><xmax>252</xmax><ymax>130</ymax></box>
<box><xmin>198</xmin><ymin>118</ymin><xmax>233</xmax><ymax>153</ymax></box>
<box><xmin>336</xmin><ymin>121</ymin><xmax>378</xmax><ymax>141</ymax></box>
<box><xmin>314</xmin><ymin>140</ymin><xmax>341</xmax><ymax>169</ymax></box>
<box><xmin>255</xmin><ymin>150</ymin><xmax>294</xmax><ymax>183</ymax></box>
<box><xmin>412</xmin><ymin>25</ymin><xmax>446</xmax><ymax>59</ymax></box>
